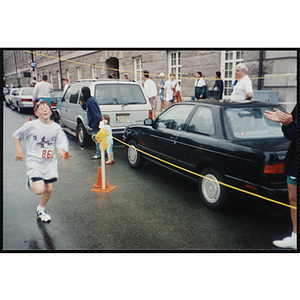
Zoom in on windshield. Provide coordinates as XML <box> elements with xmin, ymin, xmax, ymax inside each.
<box><xmin>225</xmin><ymin>106</ymin><xmax>284</xmax><ymax>139</ymax></box>
<box><xmin>94</xmin><ymin>84</ymin><xmax>146</xmax><ymax>105</ymax></box>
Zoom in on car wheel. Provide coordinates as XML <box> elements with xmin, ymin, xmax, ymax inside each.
<box><xmin>17</xmin><ymin>103</ymin><xmax>22</xmax><ymax>113</ymax></box>
<box><xmin>127</xmin><ymin>140</ymin><xmax>145</xmax><ymax>169</ymax></box>
<box><xmin>77</xmin><ymin>123</ymin><xmax>90</xmax><ymax>147</ymax></box>
<box><xmin>198</xmin><ymin>167</ymin><xmax>227</xmax><ymax>210</ymax></box>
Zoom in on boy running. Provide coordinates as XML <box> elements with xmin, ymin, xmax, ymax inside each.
<box><xmin>12</xmin><ymin>100</ymin><xmax>69</xmax><ymax>222</ymax></box>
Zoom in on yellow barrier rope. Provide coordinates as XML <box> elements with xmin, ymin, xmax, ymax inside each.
<box><xmin>113</xmin><ymin>136</ymin><xmax>296</xmax><ymax>210</ymax></box>
<box><xmin>24</xmin><ymin>50</ymin><xmax>296</xmax><ymax>82</ymax></box>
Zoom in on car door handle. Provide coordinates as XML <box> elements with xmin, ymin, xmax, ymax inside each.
<box><xmin>170</xmin><ymin>136</ymin><xmax>178</xmax><ymax>144</ymax></box>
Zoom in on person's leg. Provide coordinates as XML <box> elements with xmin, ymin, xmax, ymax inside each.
<box><xmin>39</xmin><ymin>182</ymin><xmax>54</xmax><ymax>208</ymax></box>
<box><xmin>105</xmin><ymin>144</ymin><xmax>114</xmax><ymax>164</ymax></box>
<box><xmin>92</xmin><ymin>130</ymin><xmax>101</xmax><ymax>158</ymax></box>
<box><xmin>31</xmin><ymin>179</ymin><xmax>45</xmax><ymax>195</ymax></box>
<box><xmin>288</xmin><ymin>183</ymin><xmax>297</xmax><ymax>234</ymax></box>
<box><xmin>273</xmin><ymin>179</ymin><xmax>297</xmax><ymax>249</ymax></box>
<box><xmin>32</xmin><ymin>180</ymin><xmax>54</xmax><ymax>222</ymax></box>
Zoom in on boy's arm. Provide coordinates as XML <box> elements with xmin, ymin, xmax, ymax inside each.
<box><xmin>14</xmin><ymin>138</ymin><xmax>24</xmax><ymax>161</ymax></box>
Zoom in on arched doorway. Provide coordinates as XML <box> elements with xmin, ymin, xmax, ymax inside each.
<box><xmin>105</xmin><ymin>57</ymin><xmax>119</xmax><ymax>79</ymax></box>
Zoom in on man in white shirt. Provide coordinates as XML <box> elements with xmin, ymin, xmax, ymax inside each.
<box><xmin>33</xmin><ymin>75</ymin><xmax>53</xmax><ymax>106</ymax></box>
<box><xmin>143</xmin><ymin>70</ymin><xmax>157</xmax><ymax>119</ymax></box>
<box><xmin>230</xmin><ymin>63</ymin><xmax>253</xmax><ymax>102</ymax></box>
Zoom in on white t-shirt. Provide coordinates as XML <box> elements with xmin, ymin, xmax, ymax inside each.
<box><xmin>164</xmin><ymin>80</ymin><xmax>180</xmax><ymax>101</ymax></box>
<box><xmin>231</xmin><ymin>75</ymin><xmax>253</xmax><ymax>102</ymax></box>
<box><xmin>33</xmin><ymin>81</ymin><xmax>53</xmax><ymax>101</ymax></box>
<box><xmin>143</xmin><ymin>79</ymin><xmax>157</xmax><ymax>99</ymax></box>
<box><xmin>12</xmin><ymin>119</ymin><xmax>69</xmax><ymax>179</ymax></box>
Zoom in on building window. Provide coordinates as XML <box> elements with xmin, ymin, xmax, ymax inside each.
<box><xmin>168</xmin><ymin>51</ymin><xmax>181</xmax><ymax>83</ymax></box>
<box><xmin>57</xmin><ymin>71</ymin><xmax>61</xmax><ymax>89</ymax></box>
<box><xmin>76</xmin><ymin>67</ymin><xmax>81</xmax><ymax>80</ymax></box>
<box><xmin>221</xmin><ymin>51</ymin><xmax>243</xmax><ymax>99</ymax></box>
<box><xmin>49</xmin><ymin>72</ymin><xmax>53</xmax><ymax>86</ymax></box>
<box><xmin>134</xmin><ymin>57</ymin><xmax>143</xmax><ymax>83</ymax></box>
<box><xmin>92</xmin><ymin>66</ymin><xmax>97</xmax><ymax>79</ymax></box>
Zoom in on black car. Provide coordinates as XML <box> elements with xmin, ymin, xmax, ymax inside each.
<box><xmin>123</xmin><ymin>100</ymin><xmax>290</xmax><ymax>210</ymax></box>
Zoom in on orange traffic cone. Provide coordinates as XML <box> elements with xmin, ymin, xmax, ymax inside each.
<box><xmin>64</xmin><ymin>151</ymin><xmax>72</xmax><ymax>158</ymax></box>
<box><xmin>90</xmin><ymin>167</ymin><xmax>117</xmax><ymax>194</ymax></box>
<box><xmin>29</xmin><ymin>117</ymin><xmax>32</xmax><ymax>121</ymax></box>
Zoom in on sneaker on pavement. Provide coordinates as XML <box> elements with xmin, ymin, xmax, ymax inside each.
<box><xmin>36</xmin><ymin>208</ymin><xmax>52</xmax><ymax>223</ymax></box>
<box><xmin>273</xmin><ymin>236</ymin><xmax>296</xmax><ymax>250</ymax></box>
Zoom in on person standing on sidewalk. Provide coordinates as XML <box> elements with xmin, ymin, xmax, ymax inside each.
<box><xmin>194</xmin><ymin>72</ymin><xmax>206</xmax><ymax>100</ymax></box>
<box><xmin>158</xmin><ymin>73</ymin><xmax>167</xmax><ymax>111</ymax></box>
<box><xmin>164</xmin><ymin>73</ymin><xmax>178</xmax><ymax>108</ymax></box>
<box><xmin>213</xmin><ymin>71</ymin><xmax>224</xmax><ymax>100</ymax></box>
<box><xmin>143</xmin><ymin>70</ymin><xmax>158</xmax><ymax>119</ymax></box>
<box><xmin>79</xmin><ymin>86</ymin><xmax>102</xmax><ymax>159</ymax></box>
<box><xmin>264</xmin><ymin>105</ymin><xmax>297</xmax><ymax>249</ymax></box>
<box><xmin>33</xmin><ymin>75</ymin><xmax>53</xmax><ymax>106</ymax></box>
<box><xmin>230</xmin><ymin>63</ymin><xmax>253</xmax><ymax>102</ymax></box>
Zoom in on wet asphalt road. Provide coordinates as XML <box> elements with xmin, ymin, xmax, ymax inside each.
<box><xmin>2</xmin><ymin>104</ymin><xmax>294</xmax><ymax>251</ymax></box>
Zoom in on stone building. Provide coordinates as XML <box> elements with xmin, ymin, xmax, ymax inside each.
<box><xmin>3</xmin><ymin>49</ymin><xmax>297</xmax><ymax>110</ymax></box>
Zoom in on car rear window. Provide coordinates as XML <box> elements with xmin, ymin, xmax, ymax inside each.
<box><xmin>94</xmin><ymin>84</ymin><xmax>146</xmax><ymax>105</ymax></box>
<box><xmin>225</xmin><ymin>106</ymin><xmax>284</xmax><ymax>139</ymax></box>
<box><xmin>22</xmin><ymin>89</ymin><xmax>33</xmax><ymax>95</ymax></box>
<box><xmin>50</xmin><ymin>90</ymin><xmax>63</xmax><ymax>98</ymax></box>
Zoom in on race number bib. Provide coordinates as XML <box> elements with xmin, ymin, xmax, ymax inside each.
<box><xmin>39</xmin><ymin>148</ymin><xmax>54</xmax><ymax>159</ymax></box>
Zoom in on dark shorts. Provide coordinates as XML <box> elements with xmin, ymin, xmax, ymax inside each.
<box><xmin>31</xmin><ymin>177</ymin><xmax>57</xmax><ymax>184</ymax></box>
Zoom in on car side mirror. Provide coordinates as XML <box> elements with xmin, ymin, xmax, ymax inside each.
<box><xmin>144</xmin><ymin>118</ymin><xmax>153</xmax><ymax>126</ymax></box>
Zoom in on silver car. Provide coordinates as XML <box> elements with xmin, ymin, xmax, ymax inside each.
<box><xmin>56</xmin><ymin>79</ymin><xmax>152</xmax><ymax>147</ymax></box>
<box><xmin>11</xmin><ymin>87</ymin><xmax>34</xmax><ymax>112</ymax></box>
<box><xmin>5</xmin><ymin>88</ymin><xmax>19</xmax><ymax>107</ymax></box>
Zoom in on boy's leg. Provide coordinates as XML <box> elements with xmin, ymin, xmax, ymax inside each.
<box><xmin>31</xmin><ymin>179</ymin><xmax>45</xmax><ymax>195</ymax></box>
<box><xmin>36</xmin><ymin>182</ymin><xmax>54</xmax><ymax>223</ymax></box>
<box><xmin>39</xmin><ymin>182</ymin><xmax>54</xmax><ymax>208</ymax></box>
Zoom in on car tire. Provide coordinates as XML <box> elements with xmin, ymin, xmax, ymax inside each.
<box><xmin>198</xmin><ymin>167</ymin><xmax>227</xmax><ymax>210</ymax></box>
<box><xmin>17</xmin><ymin>103</ymin><xmax>22</xmax><ymax>113</ymax></box>
<box><xmin>127</xmin><ymin>140</ymin><xmax>145</xmax><ymax>169</ymax></box>
<box><xmin>77</xmin><ymin>123</ymin><xmax>90</xmax><ymax>147</ymax></box>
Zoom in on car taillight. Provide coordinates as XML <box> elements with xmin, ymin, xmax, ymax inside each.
<box><xmin>51</xmin><ymin>103</ymin><xmax>57</xmax><ymax>107</ymax></box>
<box><xmin>263</xmin><ymin>163</ymin><xmax>284</xmax><ymax>174</ymax></box>
<box><xmin>21</xmin><ymin>99</ymin><xmax>32</xmax><ymax>102</ymax></box>
<box><xmin>148</xmin><ymin>110</ymin><xmax>153</xmax><ymax>119</ymax></box>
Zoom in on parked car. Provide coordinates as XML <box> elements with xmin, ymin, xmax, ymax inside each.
<box><xmin>11</xmin><ymin>87</ymin><xmax>34</xmax><ymax>112</ymax></box>
<box><xmin>56</xmin><ymin>79</ymin><xmax>152</xmax><ymax>147</ymax></box>
<box><xmin>3</xmin><ymin>87</ymin><xmax>10</xmax><ymax>102</ymax></box>
<box><xmin>123</xmin><ymin>100</ymin><xmax>290</xmax><ymax>210</ymax></box>
<box><xmin>5</xmin><ymin>88</ymin><xmax>19</xmax><ymax>107</ymax></box>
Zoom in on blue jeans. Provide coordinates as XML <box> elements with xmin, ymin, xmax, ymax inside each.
<box><xmin>93</xmin><ymin>130</ymin><xmax>101</xmax><ymax>157</ymax></box>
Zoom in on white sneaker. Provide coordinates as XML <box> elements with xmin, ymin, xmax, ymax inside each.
<box><xmin>273</xmin><ymin>235</ymin><xmax>296</xmax><ymax>250</ymax></box>
<box><xmin>36</xmin><ymin>208</ymin><xmax>52</xmax><ymax>223</ymax></box>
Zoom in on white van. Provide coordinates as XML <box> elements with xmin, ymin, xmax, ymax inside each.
<box><xmin>55</xmin><ymin>79</ymin><xmax>152</xmax><ymax>146</ymax></box>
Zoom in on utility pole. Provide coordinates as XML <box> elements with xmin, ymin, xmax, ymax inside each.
<box><xmin>13</xmin><ymin>51</ymin><xmax>20</xmax><ymax>87</ymax></box>
<box><xmin>258</xmin><ymin>50</ymin><xmax>264</xmax><ymax>90</ymax></box>
<box><xmin>58</xmin><ymin>50</ymin><xmax>63</xmax><ymax>89</ymax></box>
